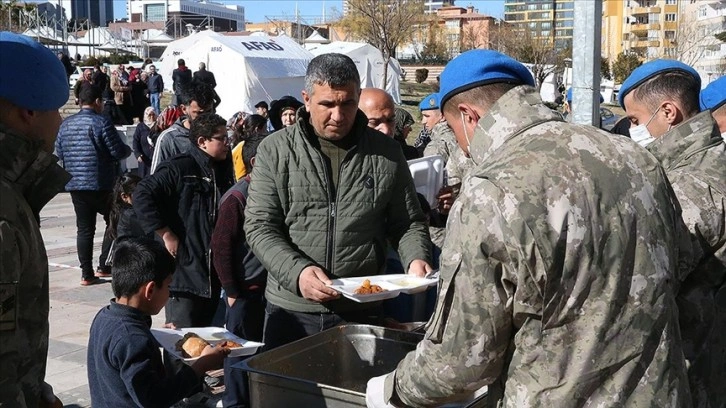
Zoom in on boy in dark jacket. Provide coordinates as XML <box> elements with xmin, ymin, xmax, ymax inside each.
<box><xmin>133</xmin><ymin>112</ymin><xmax>233</xmax><ymax>329</ymax></box>
<box><xmin>211</xmin><ymin>133</ymin><xmax>268</xmax><ymax>407</ymax></box>
<box><xmin>87</xmin><ymin>237</ymin><xmax>228</xmax><ymax>408</ymax></box>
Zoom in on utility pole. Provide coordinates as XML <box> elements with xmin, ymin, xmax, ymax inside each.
<box><xmin>571</xmin><ymin>1</ymin><xmax>602</xmax><ymax>127</ymax></box>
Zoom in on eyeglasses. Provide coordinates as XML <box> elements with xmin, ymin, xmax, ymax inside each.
<box><xmin>210</xmin><ymin>136</ymin><xmax>229</xmax><ymax>145</ymax></box>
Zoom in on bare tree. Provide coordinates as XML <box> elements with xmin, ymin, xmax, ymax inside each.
<box><xmin>672</xmin><ymin>8</ymin><xmax>713</xmax><ymax>65</ymax></box>
<box><xmin>339</xmin><ymin>0</ymin><xmax>424</xmax><ymax>86</ymax></box>
<box><xmin>495</xmin><ymin>26</ymin><xmax>564</xmax><ymax>92</ymax></box>
<box><xmin>413</xmin><ymin>18</ymin><xmax>450</xmax><ymax>63</ymax></box>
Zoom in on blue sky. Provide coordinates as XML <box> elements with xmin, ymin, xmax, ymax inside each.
<box><xmin>111</xmin><ymin>1</ymin><xmax>505</xmax><ymax>23</ymax></box>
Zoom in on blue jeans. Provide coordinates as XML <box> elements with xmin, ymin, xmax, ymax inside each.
<box><xmin>150</xmin><ymin>92</ymin><xmax>160</xmax><ymax>114</ymax></box>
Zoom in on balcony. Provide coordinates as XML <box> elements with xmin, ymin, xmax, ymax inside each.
<box><xmin>630</xmin><ymin>22</ymin><xmax>660</xmax><ymax>31</ymax></box>
<box><xmin>630</xmin><ymin>6</ymin><xmax>661</xmax><ymax>15</ymax></box>
<box><xmin>630</xmin><ymin>40</ymin><xmax>649</xmax><ymax>48</ymax></box>
<box><xmin>663</xmin><ymin>21</ymin><xmax>677</xmax><ymax>30</ymax></box>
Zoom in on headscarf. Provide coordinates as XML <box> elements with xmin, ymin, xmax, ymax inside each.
<box><xmin>393</xmin><ymin>107</ymin><xmax>415</xmax><ymax>143</ymax></box>
<box><xmin>143</xmin><ymin>107</ymin><xmax>156</xmax><ymax>128</ymax></box>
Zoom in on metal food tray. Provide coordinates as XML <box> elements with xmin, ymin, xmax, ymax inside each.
<box><xmin>236</xmin><ymin>324</ymin><xmax>487</xmax><ymax>407</ymax></box>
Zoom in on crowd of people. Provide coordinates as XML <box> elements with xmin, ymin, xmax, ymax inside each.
<box><xmin>1</xmin><ymin>29</ymin><xmax>725</xmax><ymax>408</ymax></box>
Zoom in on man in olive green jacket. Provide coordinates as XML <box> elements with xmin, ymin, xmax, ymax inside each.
<box><xmin>622</xmin><ymin>60</ymin><xmax>726</xmax><ymax>408</ymax></box>
<box><xmin>244</xmin><ymin>53</ymin><xmax>432</xmax><ymax>350</ymax></box>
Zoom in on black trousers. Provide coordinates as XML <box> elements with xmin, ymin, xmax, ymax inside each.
<box><xmin>261</xmin><ymin>302</ymin><xmax>383</xmax><ymax>351</ymax></box>
<box><xmin>164</xmin><ymin>291</ymin><xmax>220</xmax><ymax>328</ymax></box>
<box><xmin>69</xmin><ymin>191</ymin><xmax>112</xmax><ymax>280</ymax></box>
<box><xmin>222</xmin><ymin>291</ymin><xmax>265</xmax><ymax>408</ymax></box>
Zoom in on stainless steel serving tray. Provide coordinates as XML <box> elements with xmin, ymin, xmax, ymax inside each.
<box><xmin>236</xmin><ymin>324</ymin><xmax>487</xmax><ymax>408</ymax></box>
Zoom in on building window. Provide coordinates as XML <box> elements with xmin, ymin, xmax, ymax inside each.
<box><xmin>665</xmin><ymin>13</ymin><xmax>676</xmax><ymax>22</ymax></box>
<box><xmin>665</xmin><ymin>0</ymin><xmax>676</xmax><ymax>4</ymax></box>
<box><xmin>144</xmin><ymin>3</ymin><xmax>165</xmax><ymax>22</ymax></box>
<box><xmin>664</xmin><ymin>30</ymin><xmax>675</xmax><ymax>39</ymax></box>
<box><xmin>698</xmin><ymin>6</ymin><xmax>707</xmax><ymax>18</ymax></box>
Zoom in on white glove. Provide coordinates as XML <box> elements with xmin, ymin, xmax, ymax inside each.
<box><xmin>366</xmin><ymin>373</ymin><xmax>397</xmax><ymax>408</ymax></box>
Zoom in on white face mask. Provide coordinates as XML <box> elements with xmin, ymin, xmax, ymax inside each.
<box><xmin>460</xmin><ymin>111</ymin><xmax>472</xmax><ymax>156</ymax></box>
<box><xmin>630</xmin><ymin>107</ymin><xmax>661</xmax><ymax>147</ymax></box>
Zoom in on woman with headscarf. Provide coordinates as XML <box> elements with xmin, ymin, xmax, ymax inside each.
<box><xmin>73</xmin><ymin>68</ymin><xmax>94</xmax><ymax>105</ymax></box>
<box><xmin>269</xmin><ymin>95</ymin><xmax>303</xmax><ymax>131</ymax></box>
<box><xmin>132</xmin><ymin>107</ymin><xmax>157</xmax><ymax>177</ymax></box>
<box><xmin>393</xmin><ymin>107</ymin><xmax>421</xmax><ymax>161</ymax></box>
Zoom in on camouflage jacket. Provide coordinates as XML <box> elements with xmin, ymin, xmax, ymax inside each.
<box><xmin>0</xmin><ymin>125</ymin><xmax>70</xmax><ymax>407</ymax></box>
<box><xmin>385</xmin><ymin>86</ymin><xmax>691</xmax><ymax>407</ymax></box>
<box><xmin>648</xmin><ymin>111</ymin><xmax>726</xmax><ymax>408</ymax></box>
<box><xmin>423</xmin><ymin>122</ymin><xmax>473</xmax><ymax>186</ymax></box>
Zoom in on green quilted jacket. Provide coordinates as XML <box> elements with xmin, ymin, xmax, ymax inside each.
<box><xmin>244</xmin><ymin>109</ymin><xmax>431</xmax><ymax>313</ymax></box>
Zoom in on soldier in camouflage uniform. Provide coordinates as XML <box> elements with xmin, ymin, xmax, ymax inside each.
<box><xmin>0</xmin><ymin>32</ymin><xmax>71</xmax><ymax>407</ymax></box>
<box><xmin>621</xmin><ymin>60</ymin><xmax>726</xmax><ymax>408</ymax></box>
<box><xmin>367</xmin><ymin>50</ymin><xmax>692</xmax><ymax>407</ymax></box>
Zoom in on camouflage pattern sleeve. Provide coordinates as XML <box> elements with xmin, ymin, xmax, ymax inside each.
<box><xmin>389</xmin><ymin>176</ymin><xmax>520</xmax><ymax>407</ymax></box>
<box><xmin>0</xmin><ymin>216</ymin><xmax>40</xmax><ymax>406</ymax></box>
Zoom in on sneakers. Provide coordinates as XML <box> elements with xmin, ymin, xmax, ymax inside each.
<box><xmin>94</xmin><ymin>267</ymin><xmax>112</xmax><ymax>278</ymax></box>
<box><xmin>80</xmin><ymin>277</ymin><xmax>103</xmax><ymax>286</ymax></box>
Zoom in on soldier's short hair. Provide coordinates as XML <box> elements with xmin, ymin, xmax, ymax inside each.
<box><xmin>442</xmin><ymin>82</ymin><xmax>518</xmax><ymax>116</ymax></box>
<box><xmin>631</xmin><ymin>71</ymin><xmax>700</xmax><ymax>118</ymax></box>
<box><xmin>111</xmin><ymin>237</ymin><xmax>175</xmax><ymax>299</ymax></box>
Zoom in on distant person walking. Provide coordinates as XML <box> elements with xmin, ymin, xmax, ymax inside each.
<box><xmin>55</xmin><ymin>85</ymin><xmax>132</xmax><ymax>286</ymax></box>
<box><xmin>146</xmin><ymin>64</ymin><xmax>164</xmax><ymax>114</ymax></box>
<box><xmin>172</xmin><ymin>58</ymin><xmax>192</xmax><ymax>106</ymax></box>
<box><xmin>193</xmin><ymin>62</ymin><xmax>216</xmax><ymax>89</ymax></box>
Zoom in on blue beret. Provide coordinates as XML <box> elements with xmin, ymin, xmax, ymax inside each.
<box><xmin>567</xmin><ymin>87</ymin><xmax>604</xmax><ymax>103</ymax></box>
<box><xmin>419</xmin><ymin>93</ymin><xmax>439</xmax><ymax>111</ymax></box>
<box><xmin>700</xmin><ymin>76</ymin><xmax>726</xmax><ymax>111</ymax></box>
<box><xmin>439</xmin><ymin>50</ymin><xmax>535</xmax><ymax>109</ymax></box>
<box><xmin>618</xmin><ymin>59</ymin><xmax>700</xmax><ymax>108</ymax></box>
<box><xmin>0</xmin><ymin>32</ymin><xmax>68</xmax><ymax>111</ymax></box>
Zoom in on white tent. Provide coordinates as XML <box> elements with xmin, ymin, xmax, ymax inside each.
<box><xmin>303</xmin><ymin>30</ymin><xmax>329</xmax><ymax>50</ymax></box>
<box><xmin>308</xmin><ymin>42</ymin><xmax>402</xmax><ymax>104</ymax></box>
<box><xmin>158</xmin><ymin>33</ymin><xmax>313</xmax><ymax>119</ymax></box>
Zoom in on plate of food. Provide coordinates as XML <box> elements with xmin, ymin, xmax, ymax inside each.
<box><xmin>379</xmin><ymin>274</ymin><xmax>439</xmax><ymax>294</ymax></box>
<box><xmin>151</xmin><ymin>327</ymin><xmax>264</xmax><ymax>363</ymax></box>
<box><xmin>328</xmin><ymin>277</ymin><xmax>401</xmax><ymax>303</ymax></box>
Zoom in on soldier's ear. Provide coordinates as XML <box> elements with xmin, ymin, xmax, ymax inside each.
<box><xmin>457</xmin><ymin>103</ymin><xmax>480</xmax><ymax>126</ymax></box>
<box><xmin>660</xmin><ymin>100</ymin><xmax>682</xmax><ymax>126</ymax></box>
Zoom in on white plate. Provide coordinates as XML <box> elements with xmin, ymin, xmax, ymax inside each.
<box><xmin>151</xmin><ymin>327</ymin><xmax>264</xmax><ymax>364</ymax></box>
<box><xmin>328</xmin><ymin>277</ymin><xmax>402</xmax><ymax>303</ymax></box>
<box><xmin>378</xmin><ymin>274</ymin><xmax>438</xmax><ymax>295</ymax></box>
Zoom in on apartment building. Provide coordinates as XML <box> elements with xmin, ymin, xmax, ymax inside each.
<box><xmin>503</xmin><ymin>0</ymin><xmax>574</xmax><ymax>51</ymax></box>
<box><xmin>620</xmin><ymin>0</ymin><xmax>680</xmax><ymax>60</ymax></box>
<box><xmin>680</xmin><ymin>0</ymin><xmax>725</xmax><ymax>84</ymax></box>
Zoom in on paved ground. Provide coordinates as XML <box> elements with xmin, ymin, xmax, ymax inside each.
<box><xmin>40</xmin><ymin>192</ymin><xmax>221</xmax><ymax>407</ymax></box>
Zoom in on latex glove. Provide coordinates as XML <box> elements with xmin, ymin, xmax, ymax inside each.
<box><xmin>366</xmin><ymin>373</ymin><xmax>397</xmax><ymax>408</ymax></box>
